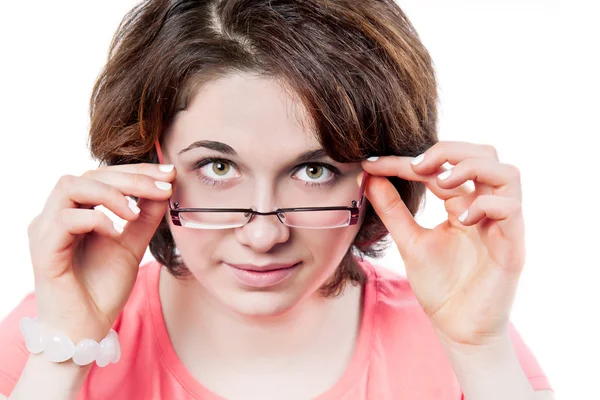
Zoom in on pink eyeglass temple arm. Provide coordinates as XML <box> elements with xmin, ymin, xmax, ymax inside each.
<box><xmin>155</xmin><ymin>138</ymin><xmax>165</xmax><ymax>164</ymax></box>
<box><xmin>153</xmin><ymin>138</ymin><xmax>369</xmax><ymax>207</ymax></box>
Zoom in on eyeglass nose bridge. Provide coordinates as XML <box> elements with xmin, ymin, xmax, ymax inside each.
<box><xmin>244</xmin><ymin>206</ymin><xmax>361</xmax><ymax>227</ymax></box>
<box><xmin>243</xmin><ymin>209</ymin><xmax>288</xmax><ymax>226</ymax></box>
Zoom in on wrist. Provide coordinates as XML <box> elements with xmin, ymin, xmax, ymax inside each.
<box><xmin>35</xmin><ymin>312</ymin><xmax>113</xmax><ymax>344</ymax></box>
<box><xmin>9</xmin><ymin>353</ymin><xmax>93</xmax><ymax>399</ymax></box>
<box><xmin>436</xmin><ymin>332</ymin><xmax>535</xmax><ymax>400</ymax></box>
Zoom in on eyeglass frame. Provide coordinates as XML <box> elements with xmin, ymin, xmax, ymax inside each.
<box><xmin>154</xmin><ymin>139</ymin><xmax>369</xmax><ymax>228</ymax></box>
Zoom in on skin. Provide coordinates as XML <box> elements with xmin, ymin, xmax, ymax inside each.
<box><xmin>157</xmin><ymin>72</ymin><xmax>365</xmax><ymax>398</ymax></box>
<box><xmin>160</xmin><ymin>72</ymin><xmax>365</xmax><ymax>318</ymax></box>
<box><xmin>362</xmin><ymin>146</ymin><xmax>525</xmax><ymax>349</ymax></box>
<box><xmin>22</xmin><ymin>71</ymin><xmax>554</xmax><ymax>399</ymax></box>
<box><xmin>157</xmin><ymin>72</ymin><xmax>555</xmax><ymax>399</ymax></box>
<box><xmin>361</xmin><ymin>146</ymin><xmax>556</xmax><ymax>399</ymax></box>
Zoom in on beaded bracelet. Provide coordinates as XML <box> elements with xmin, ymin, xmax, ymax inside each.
<box><xmin>19</xmin><ymin>317</ymin><xmax>121</xmax><ymax>367</ymax></box>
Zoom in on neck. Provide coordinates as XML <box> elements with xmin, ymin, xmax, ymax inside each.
<box><xmin>160</xmin><ymin>267</ymin><xmax>363</xmax><ymax>375</ymax></box>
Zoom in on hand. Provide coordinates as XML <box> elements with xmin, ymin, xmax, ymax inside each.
<box><xmin>27</xmin><ymin>163</ymin><xmax>175</xmax><ymax>342</ymax></box>
<box><xmin>361</xmin><ymin>141</ymin><xmax>525</xmax><ymax>349</ymax></box>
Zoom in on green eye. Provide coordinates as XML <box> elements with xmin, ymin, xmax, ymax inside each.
<box><xmin>212</xmin><ymin>161</ymin><xmax>230</xmax><ymax>176</ymax></box>
<box><xmin>305</xmin><ymin>165</ymin><xmax>323</xmax><ymax>179</ymax></box>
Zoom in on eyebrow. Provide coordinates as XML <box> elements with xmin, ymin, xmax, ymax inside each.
<box><xmin>178</xmin><ymin>140</ymin><xmax>237</xmax><ymax>156</ymax></box>
<box><xmin>178</xmin><ymin>140</ymin><xmax>330</xmax><ymax>164</ymax></box>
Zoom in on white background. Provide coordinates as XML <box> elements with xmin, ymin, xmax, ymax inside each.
<box><xmin>1</xmin><ymin>1</ymin><xmax>598</xmax><ymax>398</ymax></box>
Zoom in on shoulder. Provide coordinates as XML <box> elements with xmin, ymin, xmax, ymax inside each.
<box><xmin>0</xmin><ymin>292</ymin><xmax>38</xmax><ymax>395</ymax></box>
<box><xmin>357</xmin><ymin>259</ymin><xmax>464</xmax><ymax>395</ymax></box>
<box><xmin>357</xmin><ymin>259</ymin><xmax>554</xmax><ymax>394</ymax></box>
<box><xmin>359</xmin><ymin>259</ymin><xmax>438</xmax><ymax>343</ymax></box>
<box><xmin>360</xmin><ymin>259</ymin><xmax>420</xmax><ymax>310</ymax></box>
<box><xmin>111</xmin><ymin>260</ymin><xmax>160</xmax><ymax>327</ymax></box>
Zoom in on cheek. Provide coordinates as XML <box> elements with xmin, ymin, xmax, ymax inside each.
<box><xmin>300</xmin><ymin>225</ymin><xmax>360</xmax><ymax>265</ymax></box>
<box><xmin>170</xmin><ymin>227</ymin><xmax>224</xmax><ymax>267</ymax></box>
<box><xmin>169</xmin><ymin>223</ymin><xmax>360</xmax><ymax>271</ymax></box>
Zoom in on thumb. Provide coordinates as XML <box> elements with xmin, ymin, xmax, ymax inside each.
<box><xmin>362</xmin><ymin>174</ymin><xmax>426</xmax><ymax>255</ymax></box>
<box><xmin>118</xmin><ymin>198</ymin><xmax>169</xmax><ymax>261</ymax></box>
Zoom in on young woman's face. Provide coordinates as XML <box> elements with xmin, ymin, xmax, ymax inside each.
<box><xmin>162</xmin><ymin>73</ymin><xmax>363</xmax><ymax>317</ymax></box>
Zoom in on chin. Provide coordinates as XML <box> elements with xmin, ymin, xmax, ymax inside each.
<box><xmin>222</xmin><ymin>290</ymin><xmax>304</xmax><ymax>318</ymax></box>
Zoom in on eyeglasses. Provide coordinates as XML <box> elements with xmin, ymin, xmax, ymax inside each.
<box><xmin>155</xmin><ymin>139</ymin><xmax>368</xmax><ymax>229</ymax></box>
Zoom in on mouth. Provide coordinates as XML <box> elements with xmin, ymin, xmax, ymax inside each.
<box><xmin>224</xmin><ymin>262</ymin><xmax>301</xmax><ymax>288</ymax></box>
<box><xmin>227</xmin><ymin>263</ymin><xmax>300</xmax><ymax>272</ymax></box>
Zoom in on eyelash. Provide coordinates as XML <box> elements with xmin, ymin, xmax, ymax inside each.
<box><xmin>192</xmin><ymin>157</ymin><xmax>341</xmax><ymax>187</ymax></box>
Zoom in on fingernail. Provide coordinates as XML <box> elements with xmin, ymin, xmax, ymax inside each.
<box><xmin>127</xmin><ymin>198</ymin><xmax>141</xmax><ymax>214</ymax></box>
<box><xmin>113</xmin><ymin>221</ymin><xmax>124</xmax><ymax>233</ymax></box>
<box><xmin>159</xmin><ymin>164</ymin><xmax>174</xmax><ymax>173</ymax></box>
<box><xmin>437</xmin><ymin>170</ymin><xmax>452</xmax><ymax>180</ymax></box>
<box><xmin>155</xmin><ymin>181</ymin><xmax>172</xmax><ymax>190</ymax></box>
<box><xmin>458</xmin><ymin>209</ymin><xmax>469</xmax><ymax>223</ymax></box>
<box><xmin>367</xmin><ymin>156</ymin><xmax>379</xmax><ymax>162</ymax></box>
<box><xmin>411</xmin><ymin>154</ymin><xmax>425</xmax><ymax>165</ymax></box>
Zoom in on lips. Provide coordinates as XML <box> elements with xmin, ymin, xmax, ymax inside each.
<box><xmin>224</xmin><ymin>262</ymin><xmax>301</xmax><ymax>288</ymax></box>
<box><xmin>226</xmin><ymin>263</ymin><xmax>299</xmax><ymax>272</ymax></box>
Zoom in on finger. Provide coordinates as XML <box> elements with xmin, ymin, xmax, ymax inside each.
<box><xmin>42</xmin><ymin>176</ymin><xmax>141</xmax><ymax>222</ymax></box>
<box><xmin>409</xmin><ymin>141</ymin><xmax>499</xmax><ymax>176</ymax></box>
<box><xmin>116</xmin><ymin>197</ymin><xmax>169</xmax><ymax>261</ymax></box>
<box><xmin>31</xmin><ymin>209</ymin><xmax>123</xmax><ymax>277</ymax></box>
<box><xmin>436</xmin><ymin>159</ymin><xmax>522</xmax><ymax>202</ymax></box>
<box><xmin>43</xmin><ymin>174</ymin><xmax>172</xmax><ymax>218</ymax></box>
<box><xmin>28</xmin><ymin>208</ymin><xmax>125</xmax><ymax>278</ymax></box>
<box><xmin>363</xmin><ymin>174</ymin><xmax>427</xmax><ymax>256</ymax></box>
<box><xmin>361</xmin><ymin>156</ymin><xmax>473</xmax><ymax>200</ymax></box>
<box><xmin>457</xmin><ymin>195</ymin><xmax>524</xmax><ymax>242</ymax></box>
<box><xmin>97</xmin><ymin>162</ymin><xmax>176</xmax><ymax>179</ymax></box>
<box><xmin>82</xmin><ymin>169</ymin><xmax>175</xmax><ymax>201</ymax></box>
<box><xmin>43</xmin><ymin>162</ymin><xmax>175</xmax><ymax>214</ymax></box>
<box><xmin>60</xmin><ymin>208</ymin><xmax>123</xmax><ymax>238</ymax></box>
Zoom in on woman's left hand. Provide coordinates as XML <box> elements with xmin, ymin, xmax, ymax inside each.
<box><xmin>360</xmin><ymin>141</ymin><xmax>526</xmax><ymax>349</ymax></box>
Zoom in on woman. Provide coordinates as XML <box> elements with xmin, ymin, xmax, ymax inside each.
<box><xmin>0</xmin><ymin>0</ymin><xmax>554</xmax><ymax>399</ymax></box>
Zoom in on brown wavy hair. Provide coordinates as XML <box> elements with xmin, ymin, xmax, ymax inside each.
<box><xmin>88</xmin><ymin>0</ymin><xmax>439</xmax><ymax>297</ymax></box>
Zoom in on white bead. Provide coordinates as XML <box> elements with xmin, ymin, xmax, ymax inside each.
<box><xmin>96</xmin><ymin>335</ymin><xmax>116</xmax><ymax>367</ymax></box>
<box><xmin>18</xmin><ymin>317</ymin><xmax>33</xmax><ymax>335</ymax></box>
<box><xmin>44</xmin><ymin>331</ymin><xmax>75</xmax><ymax>363</ymax></box>
<box><xmin>108</xmin><ymin>329</ymin><xmax>121</xmax><ymax>363</ymax></box>
<box><xmin>19</xmin><ymin>317</ymin><xmax>121</xmax><ymax>368</ymax></box>
<box><xmin>19</xmin><ymin>317</ymin><xmax>44</xmax><ymax>354</ymax></box>
<box><xmin>73</xmin><ymin>339</ymin><xmax>101</xmax><ymax>366</ymax></box>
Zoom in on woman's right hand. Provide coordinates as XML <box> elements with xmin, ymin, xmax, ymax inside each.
<box><xmin>27</xmin><ymin>163</ymin><xmax>176</xmax><ymax>342</ymax></box>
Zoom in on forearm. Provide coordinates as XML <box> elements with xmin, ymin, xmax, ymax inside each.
<box><xmin>439</xmin><ymin>332</ymin><xmax>535</xmax><ymax>400</ymax></box>
<box><xmin>8</xmin><ymin>354</ymin><xmax>92</xmax><ymax>400</ymax></box>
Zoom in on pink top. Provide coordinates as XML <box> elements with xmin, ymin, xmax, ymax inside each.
<box><xmin>0</xmin><ymin>261</ymin><xmax>553</xmax><ymax>399</ymax></box>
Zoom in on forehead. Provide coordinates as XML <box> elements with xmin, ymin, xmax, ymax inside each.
<box><xmin>166</xmin><ymin>73</ymin><xmax>320</xmax><ymax>161</ymax></box>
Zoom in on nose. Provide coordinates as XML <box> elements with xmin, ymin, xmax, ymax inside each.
<box><xmin>234</xmin><ymin>212</ymin><xmax>290</xmax><ymax>253</ymax></box>
<box><xmin>233</xmin><ymin>183</ymin><xmax>290</xmax><ymax>253</ymax></box>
